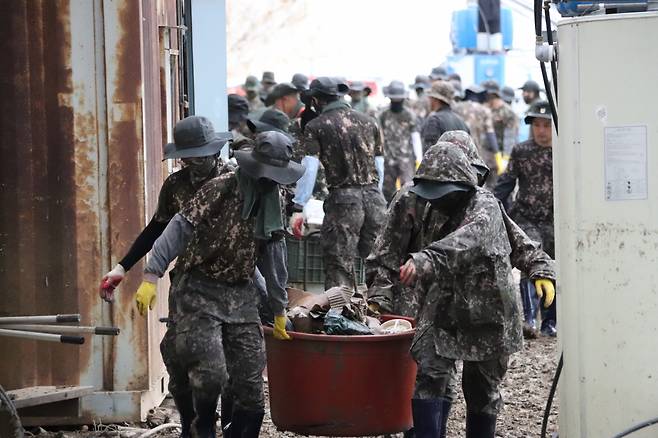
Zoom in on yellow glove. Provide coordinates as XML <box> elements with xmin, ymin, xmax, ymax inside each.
<box><xmin>534</xmin><ymin>279</ymin><xmax>555</xmax><ymax>308</ymax></box>
<box><xmin>135</xmin><ymin>280</ymin><xmax>157</xmax><ymax>316</ymax></box>
<box><xmin>495</xmin><ymin>152</ymin><xmax>507</xmax><ymax>175</ymax></box>
<box><xmin>273</xmin><ymin>315</ymin><xmax>291</xmax><ymax>340</ymax></box>
<box><xmin>368</xmin><ymin>302</ymin><xmax>381</xmax><ymax>315</ymax></box>
<box><xmin>415</xmin><ymin>160</ymin><xmax>421</xmax><ymax>170</ymax></box>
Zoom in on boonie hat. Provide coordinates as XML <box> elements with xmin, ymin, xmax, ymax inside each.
<box><xmin>234</xmin><ymin>131</ymin><xmax>305</xmax><ymax>185</ymax></box>
<box><xmin>163</xmin><ymin>116</ymin><xmax>232</xmax><ymax>160</ymax></box>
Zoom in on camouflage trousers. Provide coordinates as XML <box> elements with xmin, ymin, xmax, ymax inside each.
<box><xmin>321</xmin><ymin>185</ymin><xmax>387</xmax><ymax>289</ymax></box>
<box><xmin>160</xmin><ymin>274</ymin><xmax>266</xmax><ymax>415</ymax></box>
<box><xmin>411</xmin><ymin>328</ymin><xmax>509</xmax><ymax>416</ymax></box>
<box><xmin>383</xmin><ymin>158</ymin><xmax>415</xmax><ymax>202</ymax></box>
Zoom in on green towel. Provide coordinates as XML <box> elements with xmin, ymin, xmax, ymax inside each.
<box><xmin>237</xmin><ymin>168</ymin><xmax>284</xmax><ymax>240</ymax></box>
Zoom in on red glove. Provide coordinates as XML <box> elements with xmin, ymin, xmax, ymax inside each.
<box><xmin>99</xmin><ymin>264</ymin><xmax>125</xmax><ymax>302</ymax></box>
<box><xmin>290</xmin><ymin>213</ymin><xmax>305</xmax><ymax>239</ymax></box>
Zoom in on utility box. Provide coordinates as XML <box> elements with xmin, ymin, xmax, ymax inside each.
<box><xmin>556</xmin><ymin>12</ymin><xmax>658</xmax><ymax>438</ymax></box>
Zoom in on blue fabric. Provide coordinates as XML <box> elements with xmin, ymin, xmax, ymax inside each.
<box><xmin>292</xmin><ymin>155</ymin><xmax>320</xmax><ymax>206</ymax></box>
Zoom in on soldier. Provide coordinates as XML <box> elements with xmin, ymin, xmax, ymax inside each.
<box><xmin>366</xmin><ymin>132</ymin><xmax>489</xmax><ymax>318</ymax></box>
<box><xmin>420</xmin><ymin>81</ymin><xmax>469</xmax><ymax>150</ymax></box>
<box><xmin>292</xmin><ymin>77</ymin><xmax>386</xmax><ymax>289</ymax></box>
<box><xmin>482</xmin><ymin>79</ymin><xmax>519</xmax><ymax>183</ymax></box>
<box><xmin>502</xmin><ymin>85</ymin><xmax>516</xmax><ymax>105</ymax></box>
<box><xmin>348</xmin><ymin>80</ymin><xmax>375</xmax><ymax>117</ymax></box>
<box><xmin>379</xmin><ymin>80</ymin><xmax>422</xmax><ymax>201</ymax></box>
<box><xmin>519</xmin><ymin>79</ymin><xmax>541</xmax><ymax>105</ymax></box>
<box><xmin>264</xmin><ymin>82</ymin><xmax>301</xmax><ymax>119</ymax></box>
<box><xmin>399</xmin><ymin>144</ymin><xmax>555</xmax><ymax>438</ymax></box>
<box><xmin>242</xmin><ymin>75</ymin><xmax>263</xmax><ymax>113</ymax></box>
<box><xmin>98</xmin><ymin>116</ymin><xmax>233</xmax><ymax>438</ymax></box>
<box><xmin>453</xmin><ymin>84</ymin><xmax>499</xmax><ymax>189</ymax></box>
<box><xmin>291</xmin><ymin>72</ymin><xmax>309</xmax><ymax>91</ymax></box>
<box><xmin>133</xmin><ymin>131</ymin><xmax>304</xmax><ymax>438</ymax></box>
<box><xmin>408</xmin><ymin>75</ymin><xmax>432</xmax><ymax>121</ymax></box>
<box><xmin>228</xmin><ymin>94</ymin><xmax>250</xmax><ymax>139</ymax></box>
<box><xmin>494</xmin><ymin>100</ymin><xmax>557</xmax><ymax>337</ymax></box>
<box><xmin>259</xmin><ymin>71</ymin><xmax>277</xmax><ymax>103</ymax></box>
<box><xmin>429</xmin><ymin>66</ymin><xmax>448</xmax><ymax>81</ymax></box>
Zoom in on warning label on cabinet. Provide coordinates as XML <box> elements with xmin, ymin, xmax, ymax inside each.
<box><xmin>604</xmin><ymin>125</ymin><xmax>648</xmax><ymax>201</ymax></box>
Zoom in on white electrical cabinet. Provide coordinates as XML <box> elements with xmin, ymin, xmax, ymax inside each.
<box><xmin>556</xmin><ymin>11</ymin><xmax>658</xmax><ymax>438</ymax></box>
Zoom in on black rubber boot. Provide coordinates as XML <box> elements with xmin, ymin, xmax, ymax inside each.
<box><xmin>438</xmin><ymin>400</ymin><xmax>452</xmax><ymax>438</ymax></box>
<box><xmin>172</xmin><ymin>392</ymin><xmax>195</xmax><ymax>438</ymax></box>
<box><xmin>465</xmin><ymin>411</ymin><xmax>497</xmax><ymax>438</ymax></box>
<box><xmin>220</xmin><ymin>396</ymin><xmax>234</xmax><ymax>438</ymax></box>
<box><xmin>411</xmin><ymin>398</ymin><xmax>442</xmax><ymax>438</ymax></box>
<box><xmin>192</xmin><ymin>398</ymin><xmax>219</xmax><ymax>438</ymax></box>
<box><xmin>229</xmin><ymin>410</ymin><xmax>264</xmax><ymax>438</ymax></box>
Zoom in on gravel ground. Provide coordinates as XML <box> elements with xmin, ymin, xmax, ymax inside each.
<box><xmin>33</xmin><ymin>336</ymin><xmax>559</xmax><ymax>438</ymax></box>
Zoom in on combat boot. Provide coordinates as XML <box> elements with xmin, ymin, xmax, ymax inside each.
<box><xmin>172</xmin><ymin>393</ymin><xmax>195</xmax><ymax>438</ymax></box>
<box><xmin>465</xmin><ymin>410</ymin><xmax>497</xmax><ymax>438</ymax></box>
<box><xmin>229</xmin><ymin>409</ymin><xmax>264</xmax><ymax>438</ymax></box>
<box><xmin>191</xmin><ymin>398</ymin><xmax>218</xmax><ymax>438</ymax></box>
<box><xmin>411</xmin><ymin>398</ymin><xmax>443</xmax><ymax>438</ymax></box>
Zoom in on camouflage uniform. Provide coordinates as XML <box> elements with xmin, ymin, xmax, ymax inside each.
<box><xmin>407</xmin><ymin>145</ymin><xmax>555</xmax><ymax>419</ymax></box>
<box><xmin>489</xmin><ymin>102</ymin><xmax>519</xmax><ymax>188</ymax></box>
<box><xmin>420</xmin><ymin>107</ymin><xmax>469</xmax><ymax>151</ymax></box>
<box><xmin>161</xmin><ymin>169</ymin><xmax>266</xmax><ymax>417</ymax></box>
<box><xmin>302</xmin><ymin>101</ymin><xmax>387</xmax><ymax>288</ymax></box>
<box><xmin>290</xmin><ymin>117</ymin><xmax>329</xmax><ymax>201</ymax></box>
<box><xmin>246</xmin><ymin>96</ymin><xmax>264</xmax><ymax>113</ymax></box>
<box><xmin>409</xmin><ymin>94</ymin><xmax>431</xmax><ymax>122</ymax></box>
<box><xmin>493</xmin><ymin>139</ymin><xmax>554</xmax><ymax>257</ymax></box>
<box><xmin>378</xmin><ymin>107</ymin><xmax>419</xmax><ymax>201</ymax></box>
<box><xmin>452</xmin><ymin>100</ymin><xmax>497</xmax><ymax>188</ymax></box>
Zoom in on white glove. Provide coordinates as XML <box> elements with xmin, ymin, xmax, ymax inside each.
<box><xmin>99</xmin><ymin>264</ymin><xmax>126</xmax><ymax>302</ymax></box>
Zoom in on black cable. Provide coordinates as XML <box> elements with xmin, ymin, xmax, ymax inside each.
<box><xmin>544</xmin><ymin>2</ymin><xmax>559</xmax><ymax>105</ymax></box>
<box><xmin>534</xmin><ymin>0</ymin><xmax>543</xmax><ymax>37</ymax></box>
<box><xmin>540</xmin><ymin>62</ymin><xmax>559</xmax><ymax>134</ymax></box>
<box><xmin>541</xmin><ymin>353</ymin><xmax>563</xmax><ymax>438</ymax></box>
<box><xmin>612</xmin><ymin>417</ymin><xmax>658</xmax><ymax>438</ymax></box>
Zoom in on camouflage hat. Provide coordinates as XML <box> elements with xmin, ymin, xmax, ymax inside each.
<box><xmin>163</xmin><ymin>116</ymin><xmax>233</xmax><ymax>160</ymax></box>
<box><xmin>264</xmin><ymin>82</ymin><xmax>299</xmax><ymax>106</ymax></box>
<box><xmin>309</xmin><ymin>77</ymin><xmax>349</xmax><ymax>97</ymax></box>
<box><xmin>426</xmin><ymin>80</ymin><xmax>455</xmax><ymax>106</ymax></box>
<box><xmin>411</xmin><ymin>142</ymin><xmax>478</xmax><ymax>199</ymax></box>
<box><xmin>243</xmin><ymin>75</ymin><xmax>260</xmax><ymax>91</ymax></box>
<box><xmin>291</xmin><ymin>73</ymin><xmax>309</xmax><ymax>90</ymax></box>
<box><xmin>438</xmin><ymin>130</ymin><xmax>490</xmax><ymax>183</ymax></box>
<box><xmin>334</xmin><ymin>77</ymin><xmax>351</xmax><ymax>95</ymax></box>
<box><xmin>481</xmin><ymin>79</ymin><xmax>501</xmax><ymax>97</ymax></box>
<box><xmin>247</xmin><ymin>109</ymin><xmax>291</xmax><ymax>136</ymax></box>
<box><xmin>228</xmin><ymin>94</ymin><xmax>249</xmax><ymax>124</ymax></box>
<box><xmin>524</xmin><ymin>100</ymin><xmax>552</xmax><ymax>124</ymax></box>
<box><xmin>233</xmin><ymin>131</ymin><xmax>305</xmax><ymax>185</ymax></box>
<box><xmin>383</xmin><ymin>80</ymin><xmax>408</xmax><ymax>99</ymax></box>
<box><xmin>448</xmin><ymin>72</ymin><xmax>462</xmax><ymax>83</ymax></box>
<box><xmin>349</xmin><ymin>80</ymin><xmax>370</xmax><ymax>93</ymax></box>
<box><xmin>501</xmin><ymin>86</ymin><xmax>515</xmax><ymax>104</ymax></box>
<box><xmin>519</xmin><ymin>80</ymin><xmax>541</xmax><ymax>93</ymax></box>
<box><xmin>261</xmin><ymin>71</ymin><xmax>276</xmax><ymax>85</ymax></box>
<box><xmin>409</xmin><ymin>75</ymin><xmax>431</xmax><ymax>90</ymax></box>
<box><xmin>429</xmin><ymin>66</ymin><xmax>448</xmax><ymax>81</ymax></box>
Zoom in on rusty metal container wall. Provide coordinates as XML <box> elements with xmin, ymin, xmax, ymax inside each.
<box><xmin>0</xmin><ymin>0</ymin><xmax>180</xmax><ymax>422</ymax></box>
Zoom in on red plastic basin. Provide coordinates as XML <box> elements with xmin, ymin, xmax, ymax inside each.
<box><xmin>263</xmin><ymin>319</ymin><xmax>416</xmax><ymax>436</ymax></box>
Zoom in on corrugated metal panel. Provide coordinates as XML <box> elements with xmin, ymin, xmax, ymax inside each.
<box><xmin>0</xmin><ymin>0</ymin><xmax>180</xmax><ymax>423</ymax></box>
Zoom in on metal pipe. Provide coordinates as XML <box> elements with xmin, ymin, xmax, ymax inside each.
<box><xmin>0</xmin><ymin>324</ymin><xmax>119</xmax><ymax>335</ymax></box>
<box><xmin>0</xmin><ymin>314</ymin><xmax>81</xmax><ymax>325</ymax></box>
<box><xmin>0</xmin><ymin>328</ymin><xmax>84</xmax><ymax>344</ymax></box>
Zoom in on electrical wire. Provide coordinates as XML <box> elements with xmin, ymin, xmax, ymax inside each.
<box><xmin>612</xmin><ymin>417</ymin><xmax>658</xmax><ymax>438</ymax></box>
<box><xmin>535</xmin><ymin>0</ymin><xmax>559</xmax><ymax>134</ymax></box>
<box><xmin>544</xmin><ymin>1</ymin><xmax>559</xmax><ymax>105</ymax></box>
<box><xmin>541</xmin><ymin>353</ymin><xmax>563</xmax><ymax>438</ymax></box>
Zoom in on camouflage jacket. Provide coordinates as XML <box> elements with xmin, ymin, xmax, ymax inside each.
<box><xmin>379</xmin><ymin>107</ymin><xmax>418</xmax><ymax>163</ymax></box>
<box><xmin>247</xmin><ymin>96</ymin><xmax>264</xmax><ymax>113</ymax></box>
<box><xmin>494</xmin><ymin>139</ymin><xmax>554</xmax><ymax>224</ymax></box>
<box><xmin>490</xmin><ymin>103</ymin><xmax>519</xmax><ymax>155</ymax></box>
<box><xmin>178</xmin><ymin>169</ymin><xmax>257</xmax><ymax>284</ymax></box>
<box><xmin>152</xmin><ymin>164</ymin><xmax>223</xmax><ymax>223</ymax></box>
<box><xmin>452</xmin><ymin>101</ymin><xmax>495</xmax><ymax>153</ymax></box>
<box><xmin>420</xmin><ymin>107</ymin><xmax>469</xmax><ymax>150</ymax></box>
<box><xmin>411</xmin><ymin>187</ymin><xmax>555</xmax><ymax>361</ymax></box>
<box><xmin>302</xmin><ymin>101</ymin><xmax>383</xmax><ymax>188</ymax></box>
<box><xmin>409</xmin><ymin>95</ymin><xmax>431</xmax><ymax>122</ymax></box>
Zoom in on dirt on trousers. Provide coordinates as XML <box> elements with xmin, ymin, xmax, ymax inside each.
<box><xmin>33</xmin><ymin>336</ymin><xmax>558</xmax><ymax>438</ymax></box>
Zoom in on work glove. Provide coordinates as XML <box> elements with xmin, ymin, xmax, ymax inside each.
<box><xmin>99</xmin><ymin>264</ymin><xmax>126</xmax><ymax>302</ymax></box>
<box><xmin>534</xmin><ymin>279</ymin><xmax>555</xmax><ymax>308</ymax></box>
<box><xmin>273</xmin><ymin>315</ymin><xmax>291</xmax><ymax>340</ymax></box>
<box><xmin>368</xmin><ymin>302</ymin><xmax>381</xmax><ymax>315</ymax></box>
<box><xmin>290</xmin><ymin>212</ymin><xmax>305</xmax><ymax>239</ymax></box>
<box><xmin>495</xmin><ymin>152</ymin><xmax>509</xmax><ymax>175</ymax></box>
<box><xmin>135</xmin><ymin>279</ymin><xmax>157</xmax><ymax>316</ymax></box>
<box><xmin>400</xmin><ymin>259</ymin><xmax>418</xmax><ymax>286</ymax></box>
